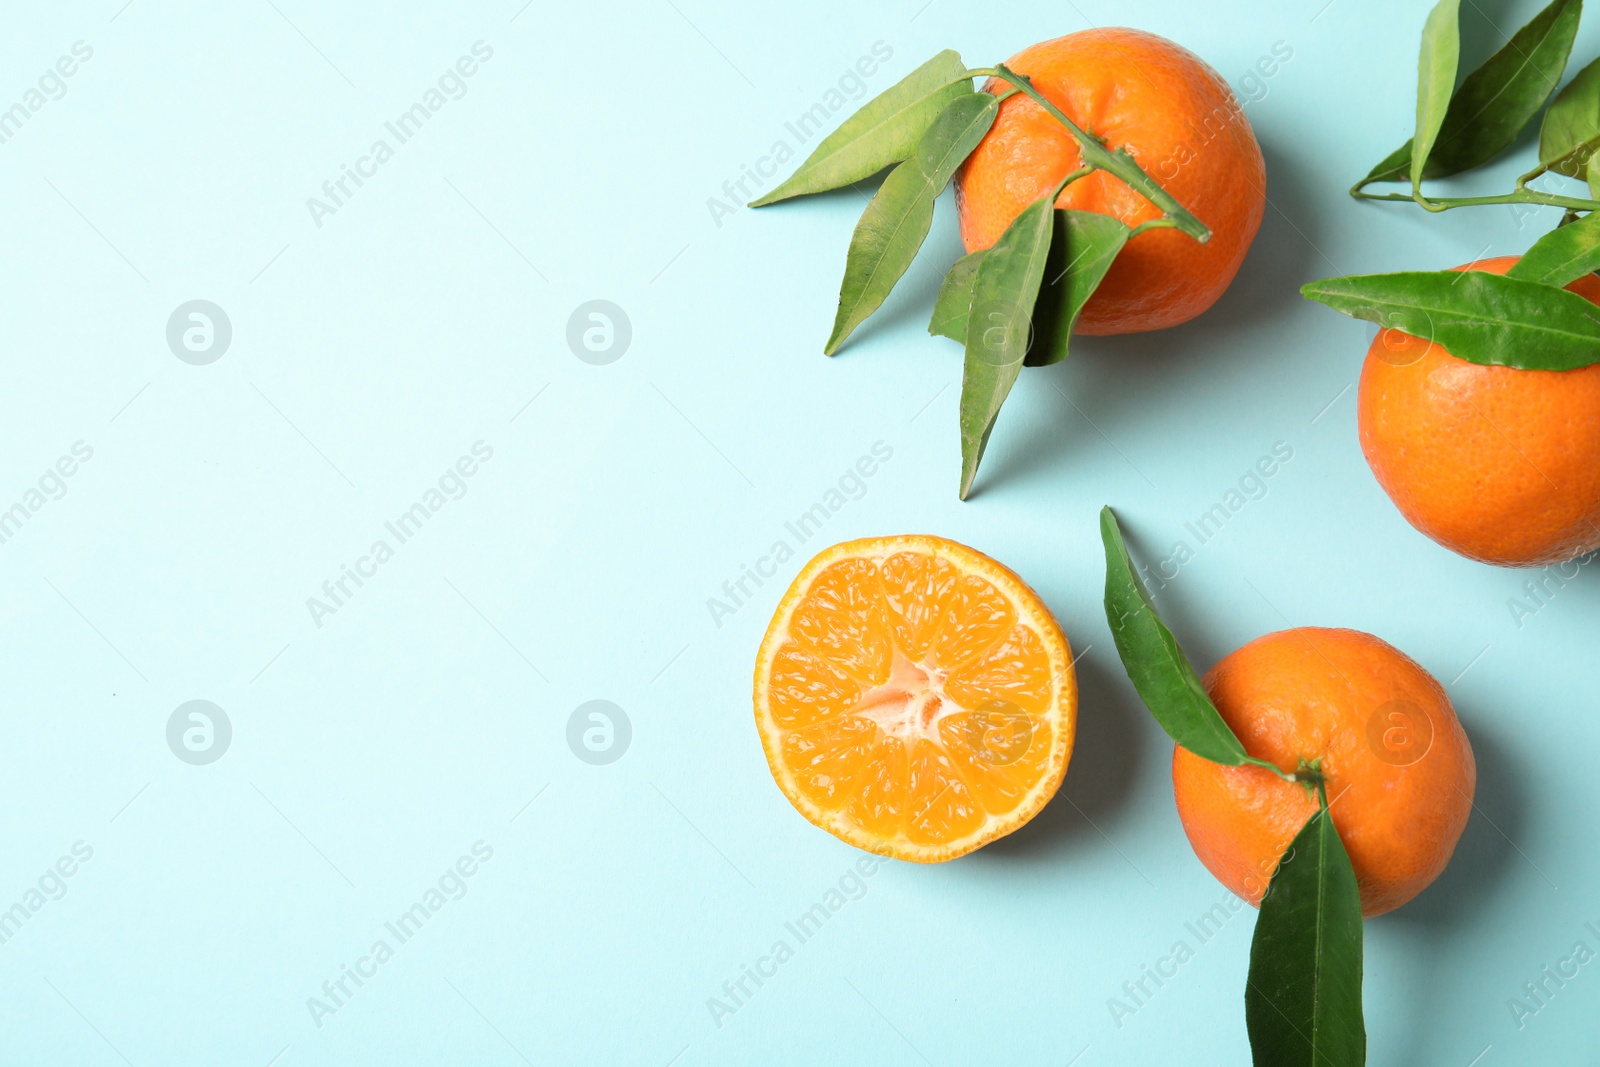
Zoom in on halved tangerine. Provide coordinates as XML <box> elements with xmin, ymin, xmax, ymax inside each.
<box><xmin>753</xmin><ymin>535</ymin><xmax>1077</xmax><ymax>862</ymax></box>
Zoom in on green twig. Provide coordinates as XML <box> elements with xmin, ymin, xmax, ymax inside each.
<box><xmin>967</xmin><ymin>65</ymin><xmax>1211</xmax><ymax>243</ymax></box>
<box><xmin>1351</xmin><ymin>181</ymin><xmax>1600</xmax><ymax>214</ymax></box>
<box><xmin>1515</xmin><ymin>163</ymin><xmax>1549</xmax><ymax>191</ymax></box>
<box><xmin>1238</xmin><ymin>754</ymin><xmax>1326</xmax><ymax>791</ymax></box>
<box><xmin>1129</xmin><ymin>217</ymin><xmax>1181</xmax><ymax>238</ymax></box>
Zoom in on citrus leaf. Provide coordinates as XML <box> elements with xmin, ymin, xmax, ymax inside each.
<box><xmin>932</xmin><ymin>211</ymin><xmax>1130</xmax><ymax>359</ymax></box>
<box><xmin>1361</xmin><ymin>0</ymin><xmax>1580</xmax><ymax>183</ymax></box>
<box><xmin>1506</xmin><ymin>210</ymin><xmax>1600</xmax><ymax>286</ymax></box>
<box><xmin>929</xmin><ymin>250</ymin><xmax>985</xmax><ymax>341</ymax></box>
<box><xmin>1588</xmin><ymin>150</ymin><xmax>1600</xmax><ymax>196</ymax></box>
<box><xmin>956</xmin><ymin>191</ymin><xmax>1056</xmax><ymax>499</ymax></box>
<box><xmin>1301</xmin><ymin>270</ymin><xmax>1600</xmax><ymax>369</ymax></box>
<box><xmin>825</xmin><ymin>92</ymin><xmax>1001</xmax><ymax>355</ymax></box>
<box><xmin>750</xmin><ymin>50</ymin><xmax>972</xmax><ymax>207</ymax></box>
<box><xmin>1098</xmin><ymin>506</ymin><xmax>1253</xmax><ymax>766</ymax></box>
<box><xmin>1541</xmin><ymin>54</ymin><xmax>1600</xmax><ymax>176</ymax></box>
<box><xmin>1359</xmin><ymin>142</ymin><xmax>1415</xmax><ymax>186</ymax></box>
<box><xmin>1413</xmin><ymin>0</ymin><xmax>1464</xmax><ymax>193</ymax></box>
<box><xmin>1246</xmin><ymin>805</ymin><xmax>1366</xmax><ymax>1067</ymax></box>
<box><xmin>1026</xmin><ymin>210</ymin><xmax>1131</xmax><ymax>366</ymax></box>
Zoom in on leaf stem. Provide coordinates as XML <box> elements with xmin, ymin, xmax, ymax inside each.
<box><xmin>1515</xmin><ymin>163</ymin><xmax>1549</xmax><ymax>191</ymax></box>
<box><xmin>972</xmin><ymin>64</ymin><xmax>1211</xmax><ymax>243</ymax></box>
<box><xmin>1058</xmin><ymin>164</ymin><xmax>1094</xmax><ymax>189</ymax></box>
<box><xmin>1351</xmin><ymin>185</ymin><xmax>1600</xmax><ymax>213</ymax></box>
<box><xmin>1129</xmin><ymin>217</ymin><xmax>1181</xmax><ymax>238</ymax></box>
<box><xmin>1242</xmin><ymin>756</ymin><xmax>1300</xmax><ymax>784</ymax></box>
<box><xmin>1240</xmin><ymin>754</ymin><xmax>1327</xmax><ymax>791</ymax></box>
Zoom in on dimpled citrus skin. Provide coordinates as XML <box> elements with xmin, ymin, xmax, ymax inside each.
<box><xmin>1359</xmin><ymin>255</ymin><xmax>1600</xmax><ymax>567</ymax></box>
<box><xmin>1172</xmin><ymin>628</ymin><xmax>1475</xmax><ymax>918</ymax></box>
<box><xmin>955</xmin><ymin>28</ymin><xmax>1265</xmax><ymax>335</ymax></box>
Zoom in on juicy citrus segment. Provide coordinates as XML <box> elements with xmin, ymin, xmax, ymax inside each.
<box><xmin>878</xmin><ymin>551</ymin><xmax>960</xmax><ymax>661</ymax></box>
<box><xmin>786</xmin><ymin>559</ymin><xmax>892</xmax><ymax>684</ymax></box>
<box><xmin>764</xmin><ymin>644</ymin><xmax>861</xmax><ymax>732</ymax></box>
<box><xmin>905</xmin><ymin>738</ymin><xmax>986</xmax><ymax>846</ymax></box>
<box><xmin>780</xmin><ymin>714</ymin><xmax>880</xmax><ymax>808</ymax></box>
<box><xmin>932</xmin><ymin>573</ymin><xmax>1017</xmax><ymax>670</ymax></box>
<box><xmin>754</xmin><ymin>536</ymin><xmax>1077</xmax><ymax>863</ymax></box>
<box><xmin>945</xmin><ymin>624</ymin><xmax>1053</xmax><ymax>714</ymax></box>
<box><xmin>936</xmin><ymin>713</ymin><xmax>1039</xmax><ymax>815</ymax></box>
<box><xmin>843</xmin><ymin>737</ymin><xmax>910</xmax><ymax>839</ymax></box>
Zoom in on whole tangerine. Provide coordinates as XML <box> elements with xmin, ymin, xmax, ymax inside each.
<box><xmin>1358</xmin><ymin>254</ymin><xmax>1600</xmax><ymax>567</ymax></box>
<box><xmin>1173</xmin><ymin>627</ymin><xmax>1474</xmax><ymax>918</ymax></box>
<box><xmin>956</xmin><ymin>28</ymin><xmax>1266</xmax><ymax>335</ymax></box>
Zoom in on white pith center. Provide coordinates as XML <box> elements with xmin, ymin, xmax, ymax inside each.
<box><xmin>851</xmin><ymin>647</ymin><xmax>967</xmax><ymax>741</ymax></box>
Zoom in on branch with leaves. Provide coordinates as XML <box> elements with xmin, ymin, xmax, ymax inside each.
<box><xmin>1310</xmin><ymin>0</ymin><xmax>1600</xmax><ymax>365</ymax></box>
<box><xmin>1100</xmin><ymin>507</ymin><xmax>1366</xmax><ymax>1067</ymax></box>
<box><xmin>751</xmin><ymin>51</ymin><xmax>1209</xmax><ymax>499</ymax></box>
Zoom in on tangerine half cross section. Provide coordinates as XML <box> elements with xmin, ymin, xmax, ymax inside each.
<box><xmin>754</xmin><ymin>536</ymin><xmax>1077</xmax><ymax>862</ymax></box>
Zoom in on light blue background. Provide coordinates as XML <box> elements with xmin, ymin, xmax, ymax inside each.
<box><xmin>1</xmin><ymin>0</ymin><xmax>1596</xmax><ymax>1063</ymax></box>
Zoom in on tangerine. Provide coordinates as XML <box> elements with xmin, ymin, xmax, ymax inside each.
<box><xmin>1173</xmin><ymin>627</ymin><xmax>1474</xmax><ymax>918</ymax></box>
<box><xmin>956</xmin><ymin>28</ymin><xmax>1266</xmax><ymax>335</ymax></box>
<box><xmin>1358</xmin><ymin>255</ymin><xmax>1600</xmax><ymax>566</ymax></box>
<box><xmin>753</xmin><ymin>536</ymin><xmax>1076</xmax><ymax>862</ymax></box>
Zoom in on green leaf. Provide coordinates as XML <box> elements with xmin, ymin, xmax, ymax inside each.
<box><xmin>1098</xmin><ymin>506</ymin><xmax>1253</xmax><ymax>766</ymax></box>
<box><xmin>929</xmin><ymin>250</ymin><xmax>985</xmax><ymax>341</ymax></box>
<box><xmin>1543</xmin><ymin>54</ymin><xmax>1600</xmax><ymax>176</ymax></box>
<box><xmin>1246</xmin><ymin>805</ymin><xmax>1366</xmax><ymax>1067</ymax></box>
<box><xmin>1506</xmin><ymin>210</ymin><xmax>1600</xmax><ymax>286</ymax></box>
<box><xmin>956</xmin><ymin>191</ymin><xmax>1057</xmax><ymax>499</ymax></box>
<box><xmin>1588</xmin><ymin>150</ymin><xmax>1600</xmax><ymax>197</ymax></box>
<box><xmin>1359</xmin><ymin>142</ymin><xmax>1414</xmax><ymax>186</ymax></box>
<box><xmin>825</xmin><ymin>92</ymin><xmax>1001</xmax><ymax>355</ymax></box>
<box><xmin>1301</xmin><ymin>270</ymin><xmax>1600</xmax><ymax>370</ymax></box>
<box><xmin>750</xmin><ymin>50</ymin><xmax>972</xmax><ymax>207</ymax></box>
<box><xmin>933</xmin><ymin>212</ymin><xmax>1131</xmax><ymax>363</ymax></box>
<box><xmin>1025</xmin><ymin>210</ymin><xmax>1131</xmax><ymax>366</ymax></box>
<box><xmin>1361</xmin><ymin>0</ymin><xmax>1580</xmax><ymax>184</ymax></box>
<box><xmin>1412</xmin><ymin>0</ymin><xmax>1464</xmax><ymax>193</ymax></box>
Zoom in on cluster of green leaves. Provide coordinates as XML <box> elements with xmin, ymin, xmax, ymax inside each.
<box><xmin>1311</xmin><ymin>0</ymin><xmax>1600</xmax><ymax>369</ymax></box>
<box><xmin>751</xmin><ymin>53</ymin><xmax>1208</xmax><ymax>498</ymax></box>
<box><xmin>1100</xmin><ymin>507</ymin><xmax>1366</xmax><ymax>1067</ymax></box>
<box><xmin>1356</xmin><ymin>0</ymin><xmax>1580</xmax><ymax>189</ymax></box>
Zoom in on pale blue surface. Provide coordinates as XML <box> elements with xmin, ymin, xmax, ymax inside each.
<box><xmin>1</xmin><ymin>1</ymin><xmax>1597</xmax><ymax>1063</ymax></box>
